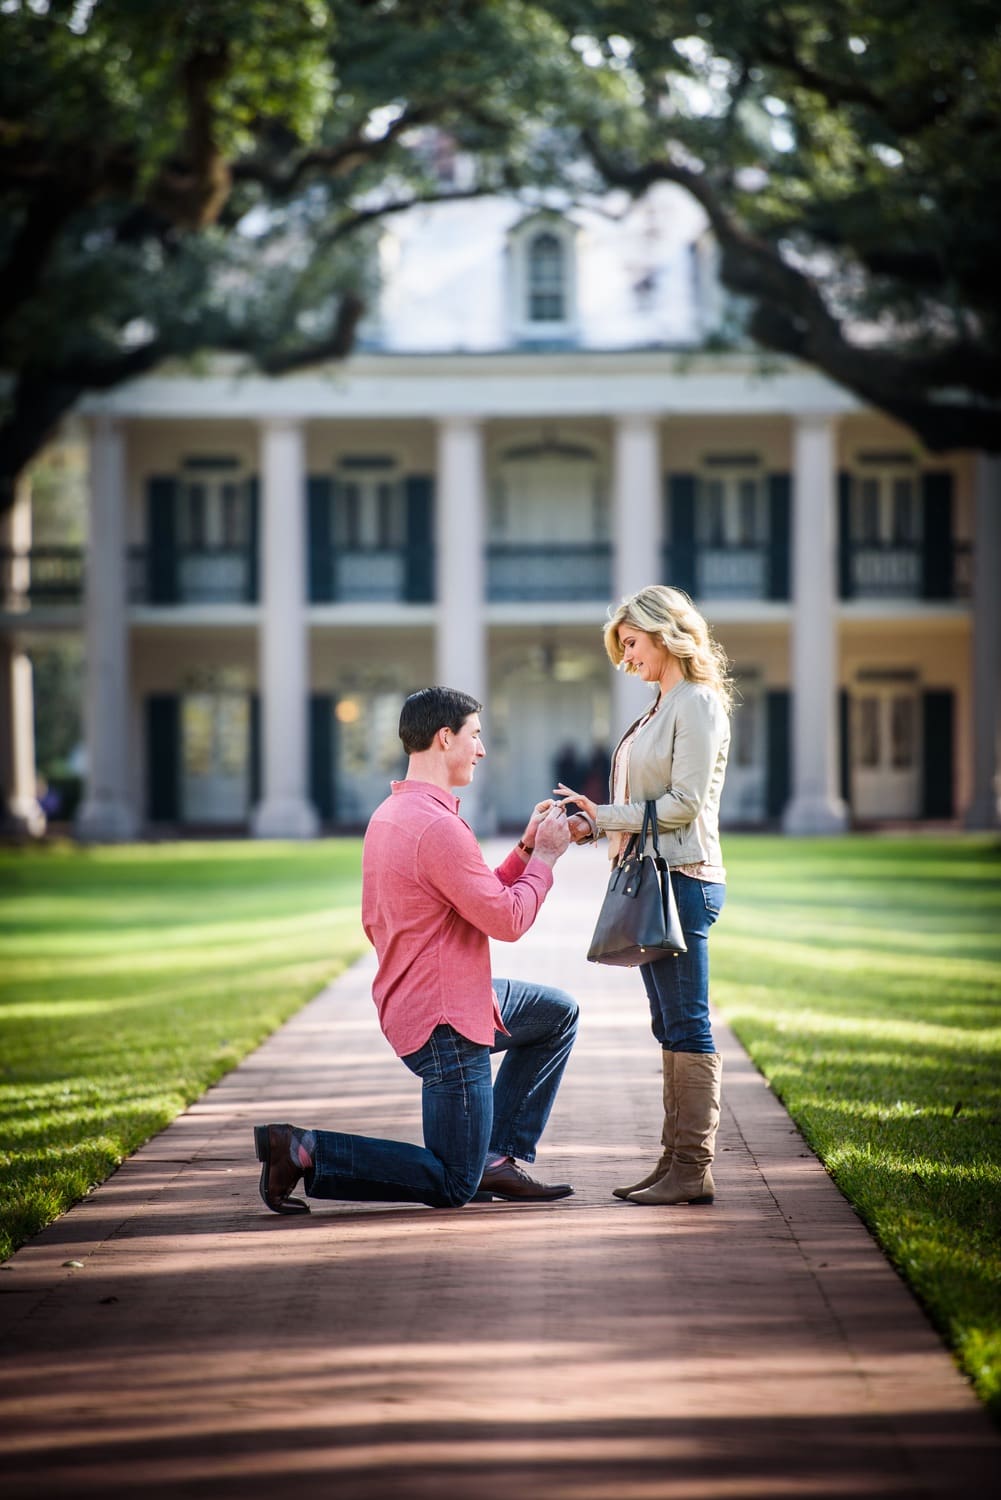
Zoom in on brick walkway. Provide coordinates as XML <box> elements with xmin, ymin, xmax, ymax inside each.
<box><xmin>1</xmin><ymin>845</ymin><xmax>998</xmax><ymax>1499</ymax></box>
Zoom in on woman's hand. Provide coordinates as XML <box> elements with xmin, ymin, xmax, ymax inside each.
<box><xmin>553</xmin><ymin>784</ymin><xmax>598</xmax><ymax>844</ymax></box>
<box><xmin>552</xmin><ymin>783</ymin><xmax>598</xmax><ymax>821</ymax></box>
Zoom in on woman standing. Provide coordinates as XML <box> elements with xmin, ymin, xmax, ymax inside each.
<box><xmin>557</xmin><ymin>585</ymin><xmax>732</xmax><ymax>1205</ymax></box>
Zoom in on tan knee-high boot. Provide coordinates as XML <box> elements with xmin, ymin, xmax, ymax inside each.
<box><xmin>612</xmin><ymin>1051</ymin><xmax>677</xmax><ymax>1199</ymax></box>
<box><xmin>628</xmin><ymin>1052</ymin><xmax>721</xmax><ymax>1205</ymax></box>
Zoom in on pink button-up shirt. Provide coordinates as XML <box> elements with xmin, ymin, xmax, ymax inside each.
<box><xmin>361</xmin><ymin>780</ymin><xmax>554</xmax><ymax>1057</ymax></box>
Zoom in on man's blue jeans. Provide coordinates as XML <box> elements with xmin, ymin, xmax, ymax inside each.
<box><xmin>306</xmin><ymin>978</ymin><xmax>578</xmax><ymax>1208</ymax></box>
<box><xmin>640</xmin><ymin>873</ymin><xmax>725</xmax><ymax>1053</ymax></box>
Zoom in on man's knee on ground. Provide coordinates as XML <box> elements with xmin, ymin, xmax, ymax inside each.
<box><xmin>435</xmin><ymin>1165</ymin><xmax>483</xmax><ymax>1208</ymax></box>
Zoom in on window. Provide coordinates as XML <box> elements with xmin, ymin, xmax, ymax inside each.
<box><xmin>508</xmin><ymin>214</ymin><xmax>577</xmax><ymax>342</ymax></box>
<box><xmin>528</xmin><ymin>232</ymin><xmax>565</xmax><ymax>322</ymax></box>
<box><xmin>334</xmin><ymin>463</ymin><xmax>404</xmax><ymax>550</ymax></box>
<box><xmin>693</xmin><ymin>465</ymin><xmax>767</xmax><ymax>599</ymax></box>
<box><xmin>181</xmin><ymin>484</ymin><xmax>207</xmax><ymax>548</ymax></box>
<box><xmin>174</xmin><ymin>457</ymin><xmax>252</xmax><ymax>603</ymax></box>
<box><xmin>221</xmin><ymin>483</ymin><xmax>248</xmax><ymax>547</ymax></box>
<box><xmin>329</xmin><ymin>457</ymin><xmax>406</xmax><ymax>601</ymax></box>
<box><xmin>858</xmin><ymin>697</ymin><xmax>880</xmax><ymax>768</ymax></box>
<box><xmin>850</xmin><ymin>469</ymin><xmax>921</xmax><ymax>544</ymax></box>
<box><xmin>847</xmin><ymin>463</ymin><xmax>923</xmax><ymax>597</ymax></box>
<box><xmin>890</xmin><ymin>695</ymin><xmax>916</xmax><ymax>769</ymax></box>
<box><xmin>697</xmin><ymin>470</ymin><xmax>766</xmax><ymax>546</ymax></box>
<box><xmin>178</xmin><ymin>459</ymin><xmax>249</xmax><ymax>551</ymax></box>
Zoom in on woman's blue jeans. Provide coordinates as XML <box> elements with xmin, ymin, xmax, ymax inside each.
<box><xmin>306</xmin><ymin>978</ymin><xmax>578</xmax><ymax>1209</ymax></box>
<box><xmin>640</xmin><ymin>873</ymin><xmax>725</xmax><ymax>1054</ymax></box>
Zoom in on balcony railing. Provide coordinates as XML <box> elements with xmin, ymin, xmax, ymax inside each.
<box><xmin>661</xmin><ymin>542</ymin><xmax>790</xmax><ymax>602</ymax></box>
<box><xmin>487</xmin><ymin>543</ymin><xmax>612</xmax><ymax>602</ymax></box>
<box><xmin>129</xmin><ymin>547</ymin><xmax>257</xmax><ymax>605</ymax></box>
<box><xmin>309</xmin><ymin>545</ymin><xmax>434</xmax><ymax>603</ymax></box>
<box><xmin>2</xmin><ymin>537</ymin><xmax>974</xmax><ymax>615</ymax></box>
<box><xmin>0</xmin><ymin>546</ymin><xmax>84</xmax><ymax>608</ymax></box>
<box><xmin>838</xmin><ymin>541</ymin><xmax>972</xmax><ymax>600</ymax></box>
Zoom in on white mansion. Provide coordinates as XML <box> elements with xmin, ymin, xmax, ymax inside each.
<box><xmin>1</xmin><ymin>184</ymin><xmax>998</xmax><ymax>838</ymax></box>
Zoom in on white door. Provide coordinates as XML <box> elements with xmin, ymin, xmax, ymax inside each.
<box><xmin>720</xmin><ymin>679</ymin><xmax>766</xmax><ymax>824</ymax></box>
<box><xmin>181</xmin><ymin>693</ymin><xmax>250</xmax><ymax>824</ymax></box>
<box><xmin>852</xmin><ymin>685</ymin><xmax>921</xmax><ymax>820</ymax></box>
<box><xmin>333</xmin><ymin>689</ymin><xmax>407</xmax><ymax>825</ymax></box>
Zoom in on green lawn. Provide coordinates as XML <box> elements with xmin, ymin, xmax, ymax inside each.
<box><xmin>0</xmin><ymin>835</ymin><xmax>999</xmax><ymax>1421</ymax></box>
<box><xmin>0</xmin><ymin>840</ymin><xmax>366</xmax><ymax>1261</ymax></box>
<box><xmin>712</xmin><ymin>834</ymin><xmax>1001</xmax><ymax>1420</ymax></box>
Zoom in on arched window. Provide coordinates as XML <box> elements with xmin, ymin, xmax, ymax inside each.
<box><xmin>527</xmin><ymin>232</ymin><xmax>565</xmax><ymax>323</ymax></box>
<box><xmin>508</xmin><ymin>214</ymin><xmax>577</xmax><ymax>342</ymax></box>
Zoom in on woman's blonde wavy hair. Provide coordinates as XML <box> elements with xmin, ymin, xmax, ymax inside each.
<box><xmin>603</xmin><ymin>585</ymin><xmax>734</xmax><ymax>715</ymax></box>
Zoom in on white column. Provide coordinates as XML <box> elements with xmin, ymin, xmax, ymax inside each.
<box><xmin>612</xmin><ymin>413</ymin><xmax>661</xmax><ymax>729</ymax></box>
<box><xmin>966</xmin><ymin>454</ymin><xmax>1001</xmax><ymax>828</ymax></box>
<box><xmin>251</xmin><ymin>419</ymin><xmax>317</xmax><ymax>838</ymax></box>
<box><xmin>435</xmin><ymin>417</ymin><xmax>488</xmax><ymax>830</ymax></box>
<box><xmin>783</xmin><ymin>415</ymin><xmax>849</xmax><ymax>834</ymax></box>
<box><xmin>76</xmin><ymin>416</ymin><xmax>137</xmax><ymax>842</ymax></box>
<box><xmin>0</xmin><ymin>476</ymin><xmax>44</xmax><ymax>835</ymax></box>
<box><xmin>0</xmin><ymin>642</ymin><xmax>45</xmax><ymax>837</ymax></box>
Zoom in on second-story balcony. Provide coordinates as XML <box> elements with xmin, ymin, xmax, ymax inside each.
<box><xmin>839</xmin><ymin>540</ymin><xmax>972</xmax><ymax>601</ymax></box>
<box><xmin>128</xmin><ymin>546</ymin><xmax>258</xmax><ymax>605</ymax></box>
<box><xmin>661</xmin><ymin>541</ymin><xmax>790</xmax><ymax>602</ymax></box>
<box><xmin>0</xmin><ymin>547</ymin><xmax>84</xmax><ymax>610</ymax></box>
<box><xmin>309</xmin><ymin>545</ymin><xmax>434</xmax><ymax>604</ymax></box>
<box><xmin>487</xmin><ymin>542</ymin><xmax>612</xmax><ymax>602</ymax></box>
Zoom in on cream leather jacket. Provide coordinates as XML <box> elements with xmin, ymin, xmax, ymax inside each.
<box><xmin>596</xmin><ymin>679</ymin><xmax>730</xmax><ymax>868</ymax></box>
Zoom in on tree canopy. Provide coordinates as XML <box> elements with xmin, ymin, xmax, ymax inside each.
<box><xmin>544</xmin><ymin>0</ymin><xmax>1001</xmax><ymax>452</ymax></box>
<box><xmin>0</xmin><ymin>0</ymin><xmax>577</xmax><ymax>507</ymax></box>
<box><xmin>1</xmin><ymin>0</ymin><xmax>998</xmax><ymax>515</ymax></box>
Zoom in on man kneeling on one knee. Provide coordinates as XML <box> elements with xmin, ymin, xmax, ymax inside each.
<box><xmin>255</xmin><ymin>685</ymin><xmax>578</xmax><ymax>1212</ymax></box>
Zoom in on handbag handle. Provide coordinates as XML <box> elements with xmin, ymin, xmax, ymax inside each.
<box><xmin>618</xmin><ymin>799</ymin><xmax>662</xmax><ymax>865</ymax></box>
<box><xmin>639</xmin><ymin>799</ymin><xmax>662</xmax><ymax>859</ymax></box>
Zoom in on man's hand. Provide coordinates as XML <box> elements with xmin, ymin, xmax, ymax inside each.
<box><xmin>521</xmin><ymin>798</ymin><xmax>555</xmax><ymax>850</ymax></box>
<box><xmin>531</xmin><ymin>805</ymin><xmax>571</xmax><ymax>867</ymax></box>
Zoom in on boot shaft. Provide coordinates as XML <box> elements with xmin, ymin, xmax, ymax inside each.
<box><xmin>672</xmin><ymin>1051</ymin><xmax>722</xmax><ymax>1168</ymax></box>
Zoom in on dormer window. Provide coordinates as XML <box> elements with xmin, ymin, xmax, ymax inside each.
<box><xmin>508</xmin><ymin>212</ymin><xmax>578</xmax><ymax>344</ymax></box>
<box><xmin>528</xmin><ymin>232</ymin><xmax>566</xmax><ymax>322</ymax></box>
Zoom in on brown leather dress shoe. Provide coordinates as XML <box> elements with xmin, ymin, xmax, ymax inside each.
<box><xmin>474</xmin><ymin>1157</ymin><xmax>574</xmax><ymax>1202</ymax></box>
<box><xmin>254</xmin><ymin>1124</ymin><xmax>310</xmax><ymax>1215</ymax></box>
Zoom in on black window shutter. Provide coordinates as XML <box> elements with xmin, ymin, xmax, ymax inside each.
<box><xmin>767</xmin><ymin>473</ymin><xmax>791</xmax><ymax>600</ymax></box>
<box><xmin>839</xmin><ymin>688</ymin><xmax>852</xmax><ymax>808</ymax></box>
<box><xmin>249</xmin><ymin>693</ymin><xmax>261</xmax><ymax>806</ymax></box>
<box><xmin>309</xmin><ymin>695</ymin><xmax>335</xmax><ymax>823</ymax></box>
<box><xmin>922</xmin><ymin>472</ymin><xmax>954</xmax><ymax>600</ymax></box>
<box><xmin>307</xmin><ymin>476</ymin><xmax>334</xmax><ymax>602</ymax></box>
<box><xmin>922</xmin><ymin>690</ymin><xmax>954</xmax><ymax>818</ymax></box>
<box><xmin>765</xmin><ymin>689</ymin><xmax>791</xmax><ymax>819</ymax></box>
<box><xmin>837</xmin><ymin>471</ymin><xmax>853</xmax><ymax>599</ymax></box>
<box><xmin>147</xmin><ymin>695</ymin><xmax>179</xmax><ymax>821</ymax></box>
<box><xmin>666</xmin><ymin>474</ymin><xmax>696</xmax><ymax>596</ymax></box>
<box><xmin>404</xmin><ymin>475</ymin><xmax>435</xmax><ymax>602</ymax></box>
<box><xmin>147</xmin><ymin>476</ymin><xmax>178</xmax><ymax>604</ymax></box>
<box><xmin>246</xmin><ymin>476</ymin><xmax>259</xmax><ymax>603</ymax></box>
